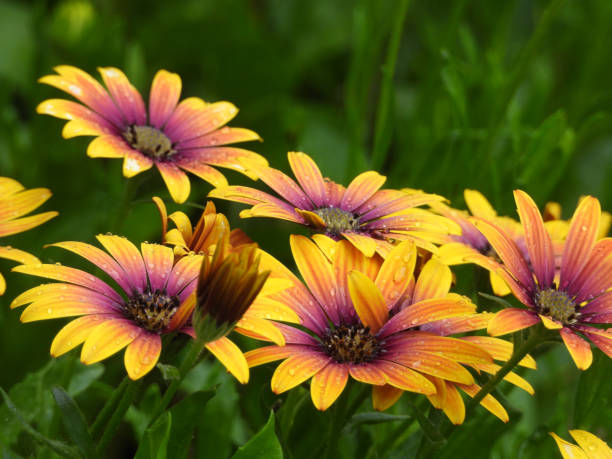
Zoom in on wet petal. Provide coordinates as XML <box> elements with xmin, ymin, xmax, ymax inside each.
<box><xmin>487</xmin><ymin>308</ymin><xmax>540</xmax><ymax>336</ymax></box>
<box><xmin>376</xmin><ymin>361</ymin><xmax>436</xmax><ymax>394</ymax></box>
<box><xmin>245</xmin><ymin>344</ymin><xmax>303</xmax><ymax>368</ymax></box>
<box><xmin>205</xmin><ymin>336</ymin><xmax>249</xmax><ymax>384</ymax></box>
<box><xmin>148</xmin><ymin>70</ymin><xmax>182</xmax><ymax>128</ymax></box>
<box><xmin>165</xmin><ymin>99</ymin><xmax>238</xmax><ymax>143</ymax></box>
<box><xmin>287</xmin><ymin>152</ymin><xmax>327</xmax><ymax>207</ymax></box>
<box><xmin>98</xmin><ymin>67</ymin><xmax>146</xmax><ymax>125</ymax></box>
<box><xmin>412</xmin><ymin>257</ymin><xmax>452</xmax><ymax>303</ymax></box>
<box><xmin>569</xmin><ymin>430</ymin><xmax>612</xmax><ymax>459</ymax></box>
<box><xmin>51</xmin><ymin>314</ymin><xmax>116</xmax><ymax>357</ymax></box>
<box><xmin>141</xmin><ymin>243</ymin><xmax>174</xmax><ymax>291</ymax></box>
<box><xmin>0</xmin><ymin>212</ymin><xmax>58</xmax><ymax>238</ymax></box>
<box><xmin>341</xmin><ymin>171</ymin><xmax>386</xmax><ymax>211</ymax></box>
<box><xmin>348</xmin><ymin>270</ymin><xmax>387</xmax><ymax>334</ymax></box>
<box><xmin>247</xmin><ymin>163</ymin><xmax>312</xmax><ymax>209</ymax></box>
<box><xmin>124</xmin><ymin>332</ymin><xmax>162</xmax><ymax>380</ymax></box>
<box><xmin>81</xmin><ymin>319</ymin><xmax>142</xmax><ymax>364</ymax></box>
<box><xmin>458</xmin><ymin>383</ymin><xmax>509</xmax><ymax>422</ymax></box>
<box><xmin>349</xmin><ymin>364</ymin><xmax>387</xmax><ymax>385</ymax></box>
<box><xmin>156</xmin><ymin>161</ymin><xmax>191</xmax><ymax>204</ymax></box>
<box><xmin>176</xmin><ymin>159</ymin><xmax>228</xmax><ymax>188</ymax></box>
<box><xmin>271</xmin><ymin>352</ymin><xmax>330</xmax><ymax>393</ymax></box>
<box><xmin>341</xmin><ymin>231</ymin><xmax>378</xmax><ymax>257</ymax></box>
<box><xmin>37</xmin><ymin>99</ymin><xmax>117</xmax><ymax>137</ymax></box>
<box><xmin>560</xmin><ymin>328</ymin><xmax>593</xmax><ymax>370</ymax></box>
<box><xmin>374</xmin><ymin>241</ymin><xmax>416</xmax><ymax>310</ymax></box>
<box><xmin>464</xmin><ymin>189</ymin><xmax>498</xmax><ymax>219</ymax></box>
<box><xmin>392</xmin><ymin>351</ymin><xmax>474</xmax><ymax>385</ymax></box>
<box><xmin>310</xmin><ymin>363</ymin><xmax>349</xmax><ymax>411</ymax></box>
<box><xmin>0</xmin><ymin>246</ymin><xmax>39</xmax><ymax>266</ymax></box>
<box><xmin>550</xmin><ymin>433</ymin><xmax>589</xmax><ymax>459</ymax></box>
<box><xmin>372</xmin><ymin>384</ymin><xmax>403</xmax><ymax>411</ymax></box>
<box><xmin>96</xmin><ymin>235</ymin><xmax>147</xmax><ymax>292</ymax></box>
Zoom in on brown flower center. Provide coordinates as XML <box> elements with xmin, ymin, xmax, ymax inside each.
<box><xmin>534</xmin><ymin>288</ymin><xmax>579</xmax><ymax>325</ymax></box>
<box><xmin>314</xmin><ymin>207</ymin><xmax>360</xmax><ymax>236</ymax></box>
<box><xmin>322</xmin><ymin>324</ymin><xmax>380</xmax><ymax>364</ymax></box>
<box><xmin>122</xmin><ymin>125</ymin><xmax>176</xmax><ymax>159</ymax></box>
<box><xmin>124</xmin><ymin>289</ymin><xmax>180</xmax><ymax>333</ymax></box>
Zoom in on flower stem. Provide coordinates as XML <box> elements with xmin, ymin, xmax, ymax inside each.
<box><xmin>466</xmin><ymin>325</ymin><xmax>545</xmax><ymax>412</ymax></box>
<box><xmin>147</xmin><ymin>338</ymin><xmax>207</xmax><ymax>426</ymax></box>
<box><xmin>409</xmin><ymin>400</ymin><xmax>445</xmax><ymax>446</ymax></box>
<box><xmin>96</xmin><ymin>379</ymin><xmax>141</xmax><ymax>455</ymax></box>
<box><xmin>89</xmin><ymin>377</ymin><xmax>129</xmax><ymax>439</ymax></box>
<box><xmin>370</xmin><ymin>0</ymin><xmax>411</xmax><ymax>170</ymax></box>
<box><xmin>323</xmin><ymin>384</ymin><xmax>368</xmax><ymax>459</ymax></box>
<box><xmin>111</xmin><ymin>177</ymin><xmax>141</xmax><ymax>234</ymax></box>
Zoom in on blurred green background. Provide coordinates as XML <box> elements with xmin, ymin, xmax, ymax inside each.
<box><xmin>0</xmin><ymin>0</ymin><xmax>611</xmax><ymax>457</ymax></box>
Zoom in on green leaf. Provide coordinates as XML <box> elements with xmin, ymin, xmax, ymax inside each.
<box><xmin>156</xmin><ymin>364</ymin><xmax>180</xmax><ymax>382</ymax></box>
<box><xmin>67</xmin><ymin>364</ymin><xmax>104</xmax><ymax>397</ymax></box>
<box><xmin>231</xmin><ymin>411</ymin><xmax>282</xmax><ymax>459</ymax></box>
<box><xmin>52</xmin><ymin>387</ymin><xmax>97</xmax><ymax>459</ymax></box>
<box><xmin>167</xmin><ymin>389</ymin><xmax>216</xmax><ymax>459</ymax></box>
<box><xmin>134</xmin><ymin>412</ymin><xmax>172</xmax><ymax>459</ymax></box>
<box><xmin>0</xmin><ymin>388</ymin><xmax>80</xmax><ymax>459</ymax></box>
<box><xmin>573</xmin><ymin>350</ymin><xmax>612</xmax><ymax>428</ymax></box>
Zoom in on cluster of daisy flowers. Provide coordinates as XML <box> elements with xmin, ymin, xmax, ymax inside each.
<box><xmin>2</xmin><ymin>66</ymin><xmax>611</xmax><ymax>453</ymax></box>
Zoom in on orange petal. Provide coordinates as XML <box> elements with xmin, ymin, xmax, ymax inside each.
<box><xmin>487</xmin><ymin>308</ymin><xmax>539</xmax><ymax>336</ymax></box>
<box><xmin>392</xmin><ymin>334</ymin><xmax>492</xmax><ymax>365</ymax></box>
<box><xmin>235</xmin><ymin>316</ymin><xmax>286</xmax><ymax>346</ymax></box>
<box><xmin>341</xmin><ymin>171</ymin><xmax>386</xmax><ymax>211</ymax></box>
<box><xmin>341</xmin><ymin>232</ymin><xmax>378</xmax><ymax>257</ymax></box>
<box><xmin>152</xmin><ymin>197</ymin><xmax>168</xmax><ymax>238</ymax></box>
<box><xmin>295</xmin><ymin>209</ymin><xmax>326</xmax><ymax>229</ymax></box>
<box><xmin>124</xmin><ymin>332</ymin><xmax>162</xmax><ymax>380</ymax></box>
<box><xmin>156</xmin><ymin>162</ymin><xmax>191</xmax><ymax>204</ymax></box>
<box><xmin>439</xmin><ymin>381</ymin><xmax>466</xmax><ymax>425</ymax></box>
<box><xmin>0</xmin><ymin>273</ymin><xmax>5</xmax><ymax>295</ymax></box>
<box><xmin>347</xmin><ymin>270</ymin><xmax>387</xmax><ymax>333</ymax></box>
<box><xmin>372</xmin><ymin>384</ymin><xmax>403</xmax><ymax>411</ymax></box>
<box><xmin>310</xmin><ymin>363</ymin><xmax>349</xmax><ymax>411</ymax></box>
<box><xmin>460</xmin><ymin>336</ymin><xmax>537</xmax><ymax>369</ymax></box>
<box><xmin>81</xmin><ymin>319</ymin><xmax>142</xmax><ymax>364</ymax></box>
<box><xmin>374</xmin><ymin>241</ymin><xmax>416</xmax><ymax>309</ymax></box>
<box><xmin>51</xmin><ymin>314</ymin><xmax>114</xmax><ymax>357</ymax></box>
<box><xmin>141</xmin><ymin>243</ymin><xmax>174</xmax><ymax>291</ymax></box>
<box><xmin>550</xmin><ymin>433</ymin><xmax>589</xmax><ymax>459</ymax></box>
<box><xmin>165</xmin><ymin>100</ymin><xmax>238</xmax><ymax>142</ymax></box>
<box><xmin>490</xmin><ymin>271</ymin><xmax>511</xmax><ymax>296</ymax></box>
<box><xmin>205</xmin><ymin>336</ymin><xmax>249</xmax><ymax>384</ymax></box>
<box><xmin>271</xmin><ymin>353</ymin><xmax>330</xmax><ymax>393</ymax></box>
<box><xmin>122</xmin><ymin>150</ymin><xmax>155</xmax><ymax>178</ymax></box>
<box><xmin>476</xmin><ymin>363</ymin><xmax>534</xmax><ymax>394</ymax></box>
<box><xmin>569</xmin><ymin>430</ymin><xmax>612</xmax><ymax>459</ymax></box>
<box><xmin>514</xmin><ymin>190</ymin><xmax>555</xmax><ymax>288</ymax></box>
<box><xmin>412</xmin><ymin>257</ymin><xmax>452</xmax><ymax>303</ymax></box>
<box><xmin>393</xmin><ymin>351</ymin><xmax>474</xmax><ymax>385</ymax></box>
<box><xmin>0</xmin><ymin>187</ymin><xmax>53</xmax><ymax>221</ymax></box>
<box><xmin>560</xmin><ymin>196</ymin><xmax>601</xmax><ymax>291</ymax></box>
<box><xmin>244</xmin><ymin>345</ymin><xmax>299</xmax><ymax>368</ymax></box>
<box><xmin>459</xmin><ymin>383</ymin><xmax>509</xmax><ymax>422</ymax></box>
<box><xmin>290</xmin><ymin>235</ymin><xmax>341</xmax><ymax>322</ymax></box>
<box><xmin>287</xmin><ymin>152</ymin><xmax>327</xmax><ymax>206</ymax></box>
<box><xmin>148</xmin><ymin>70</ymin><xmax>182</xmax><ymax>128</ymax></box>
<box><xmin>560</xmin><ymin>328</ymin><xmax>593</xmax><ymax>370</ymax></box>
<box><xmin>243</xmin><ymin>203</ymin><xmax>303</xmax><ymax>223</ymax></box>
<box><xmin>187</xmin><ymin>127</ymin><xmax>261</xmax><ymax>147</ymax></box>
<box><xmin>378</xmin><ymin>361</ymin><xmax>436</xmax><ymax>394</ymax></box>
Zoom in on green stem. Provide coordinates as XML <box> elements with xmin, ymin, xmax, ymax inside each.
<box><xmin>89</xmin><ymin>377</ymin><xmax>129</xmax><ymax>439</ymax></box>
<box><xmin>323</xmin><ymin>384</ymin><xmax>367</xmax><ymax>459</ymax></box>
<box><xmin>147</xmin><ymin>338</ymin><xmax>207</xmax><ymax>426</ymax></box>
<box><xmin>370</xmin><ymin>0</ymin><xmax>411</xmax><ymax>170</ymax></box>
<box><xmin>111</xmin><ymin>177</ymin><xmax>140</xmax><ymax>234</ymax></box>
<box><xmin>96</xmin><ymin>380</ymin><xmax>141</xmax><ymax>455</ymax></box>
<box><xmin>409</xmin><ymin>401</ymin><xmax>445</xmax><ymax>445</ymax></box>
<box><xmin>466</xmin><ymin>325</ymin><xmax>545</xmax><ymax>412</ymax></box>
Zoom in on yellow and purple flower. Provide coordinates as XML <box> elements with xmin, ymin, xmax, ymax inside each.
<box><xmin>245</xmin><ymin>236</ymin><xmax>492</xmax><ymax>411</ymax></box>
<box><xmin>370</xmin><ymin>257</ymin><xmax>536</xmax><ymax>424</ymax></box>
<box><xmin>0</xmin><ymin>177</ymin><xmax>57</xmax><ymax>295</ymax></box>
<box><xmin>209</xmin><ymin>152</ymin><xmax>449</xmax><ymax>257</ymax></box>
<box><xmin>475</xmin><ymin>190</ymin><xmax>612</xmax><ymax>370</ymax></box>
<box><xmin>550</xmin><ymin>430</ymin><xmax>611</xmax><ymax>459</ymax></box>
<box><xmin>38</xmin><ymin>66</ymin><xmax>266</xmax><ymax>203</ymax></box>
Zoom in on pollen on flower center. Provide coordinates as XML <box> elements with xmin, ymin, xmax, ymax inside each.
<box><xmin>534</xmin><ymin>288</ymin><xmax>579</xmax><ymax>324</ymax></box>
<box><xmin>124</xmin><ymin>289</ymin><xmax>180</xmax><ymax>333</ymax></box>
<box><xmin>314</xmin><ymin>207</ymin><xmax>360</xmax><ymax>235</ymax></box>
<box><xmin>122</xmin><ymin>125</ymin><xmax>176</xmax><ymax>159</ymax></box>
<box><xmin>322</xmin><ymin>324</ymin><xmax>380</xmax><ymax>364</ymax></box>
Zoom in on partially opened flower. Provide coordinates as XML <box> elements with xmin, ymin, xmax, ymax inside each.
<box><xmin>209</xmin><ymin>151</ymin><xmax>451</xmax><ymax>257</ymax></box>
<box><xmin>245</xmin><ymin>236</ymin><xmax>492</xmax><ymax>411</ymax></box>
<box><xmin>38</xmin><ymin>66</ymin><xmax>266</xmax><ymax>203</ymax></box>
<box><xmin>193</xmin><ymin>242</ymin><xmax>269</xmax><ymax>343</ymax></box>
<box><xmin>0</xmin><ymin>177</ymin><xmax>57</xmax><ymax>295</ymax></box>
<box><xmin>550</xmin><ymin>430</ymin><xmax>612</xmax><ymax>459</ymax></box>
<box><xmin>475</xmin><ymin>190</ymin><xmax>612</xmax><ymax>370</ymax></box>
<box><xmin>370</xmin><ymin>257</ymin><xmax>536</xmax><ymax>423</ymax></box>
<box><xmin>11</xmin><ymin>235</ymin><xmax>253</xmax><ymax>382</ymax></box>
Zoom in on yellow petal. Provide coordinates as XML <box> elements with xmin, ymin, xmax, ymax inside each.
<box><xmin>205</xmin><ymin>336</ymin><xmax>249</xmax><ymax>384</ymax></box>
<box><xmin>347</xmin><ymin>270</ymin><xmax>387</xmax><ymax>334</ymax></box>
<box><xmin>81</xmin><ymin>319</ymin><xmax>142</xmax><ymax>364</ymax></box>
<box><xmin>569</xmin><ymin>430</ymin><xmax>612</xmax><ymax>459</ymax></box>
<box><xmin>310</xmin><ymin>363</ymin><xmax>349</xmax><ymax>411</ymax></box>
<box><xmin>550</xmin><ymin>433</ymin><xmax>589</xmax><ymax>459</ymax></box>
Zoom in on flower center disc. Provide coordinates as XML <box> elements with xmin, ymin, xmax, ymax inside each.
<box><xmin>123</xmin><ymin>125</ymin><xmax>176</xmax><ymax>159</ymax></box>
<box><xmin>124</xmin><ymin>289</ymin><xmax>180</xmax><ymax>333</ymax></box>
<box><xmin>322</xmin><ymin>324</ymin><xmax>380</xmax><ymax>364</ymax></box>
<box><xmin>314</xmin><ymin>207</ymin><xmax>360</xmax><ymax>236</ymax></box>
<box><xmin>534</xmin><ymin>288</ymin><xmax>579</xmax><ymax>324</ymax></box>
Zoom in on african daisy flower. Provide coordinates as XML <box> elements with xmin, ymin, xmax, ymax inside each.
<box><xmin>475</xmin><ymin>190</ymin><xmax>612</xmax><ymax>370</ymax></box>
<box><xmin>11</xmin><ymin>234</ymin><xmax>270</xmax><ymax>382</ymax></box>
<box><xmin>209</xmin><ymin>151</ymin><xmax>451</xmax><ymax>257</ymax></box>
<box><xmin>544</xmin><ymin>199</ymin><xmax>611</xmax><ymax>239</ymax></box>
<box><xmin>245</xmin><ymin>236</ymin><xmax>493</xmax><ymax>411</ymax></box>
<box><xmin>370</xmin><ymin>257</ymin><xmax>536</xmax><ymax>424</ymax></box>
<box><xmin>550</xmin><ymin>430</ymin><xmax>612</xmax><ymax>459</ymax></box>
<box><xmin>37</xmin><ymin>66</ymin><xmax>266</xmax><ymax>203</ymax></box>
<box><xmin>0</xmin><ymin>177</ymin><xmax>57</xmax><ymax>295</ymax></box>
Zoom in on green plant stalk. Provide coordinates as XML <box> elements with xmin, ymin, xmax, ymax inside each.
<box><xmin>323</xmin><ymin>384</ymin><xmax>368</xmax><ymax>459</ymax></box>
<box><xmin>466</xmin><ymin>325</ymin><xmax>545</xmax><ymax>412</ymax></box>
<box><xmin>147</xmin><ymin>337</ymin><xmax>207</xmax><ymax>425</ymax></box>
<box><xmin>111</xmin><ymin>176</ymin><xmax>140</xmax><ymax>234</ymax></box>
<box><xmin>89</xmin><ymin>376</ymin><xmax>129</xmax><ymax>439</ymax></box>
<box><xmin>96</xmin><ymin>379</ymin><xmax>142</xmax><ymax>455</ymax></box>
<box><xmin>370</xmin><ymin>0</ymin><xmax>411</xmax><ymax>170</ymax></box>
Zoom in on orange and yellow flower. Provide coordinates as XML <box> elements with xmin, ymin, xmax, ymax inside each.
<box><xmin>0</xmin><ymin>177</ymin><xmax>57</xmax><ymax>295</ymax></box>
<box><xmin>210</xmin><ymin>151</ymin><xmax>451</xmax><ymax>257</ymax></box>
<box><xmin>550</xmin><ymin>430</ymin><xmax>612</xmax><ymax>459</ymax></box>
<box><xmin>475</xmin><ymin>190</ymin><xmax>612</xmax><ymax>370</ymax></box>
<box><xmin>38</xmin><ymin>66</ymin><xmax>266</xmax><ymax>203</ymax></box>
<box><xmin>245</xmin><ymin>236</ymin><xmax>493</xmax><ymax>411</ymax></box>
<box><xmin>370</xmin><ymin>257</ymin><xmax>536</xmax><ymax>424</ymax></box>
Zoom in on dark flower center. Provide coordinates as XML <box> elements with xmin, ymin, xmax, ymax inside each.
<box><xmin>322</xmin><ymin>324</ymin><xmax>381</xmax><ymax>364</ymax></box>
<box><xmin>314</xmin><ymin>207</ymin><xmax>360</xmax><ymax>236</ymax></box>
<box><xmin>122</xmin><ymin>125</ymin><xmax>176</xmax><ymax>159</ymax></box>
<box><xmin>124</xmin><ymin>289</ymin><xmax>180</xmax><ymax>333</ymax></box>
<box><xmin>534</xmin><ymin>288</ymin><xmax>579</xmax><ymax>325</ymax></box>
